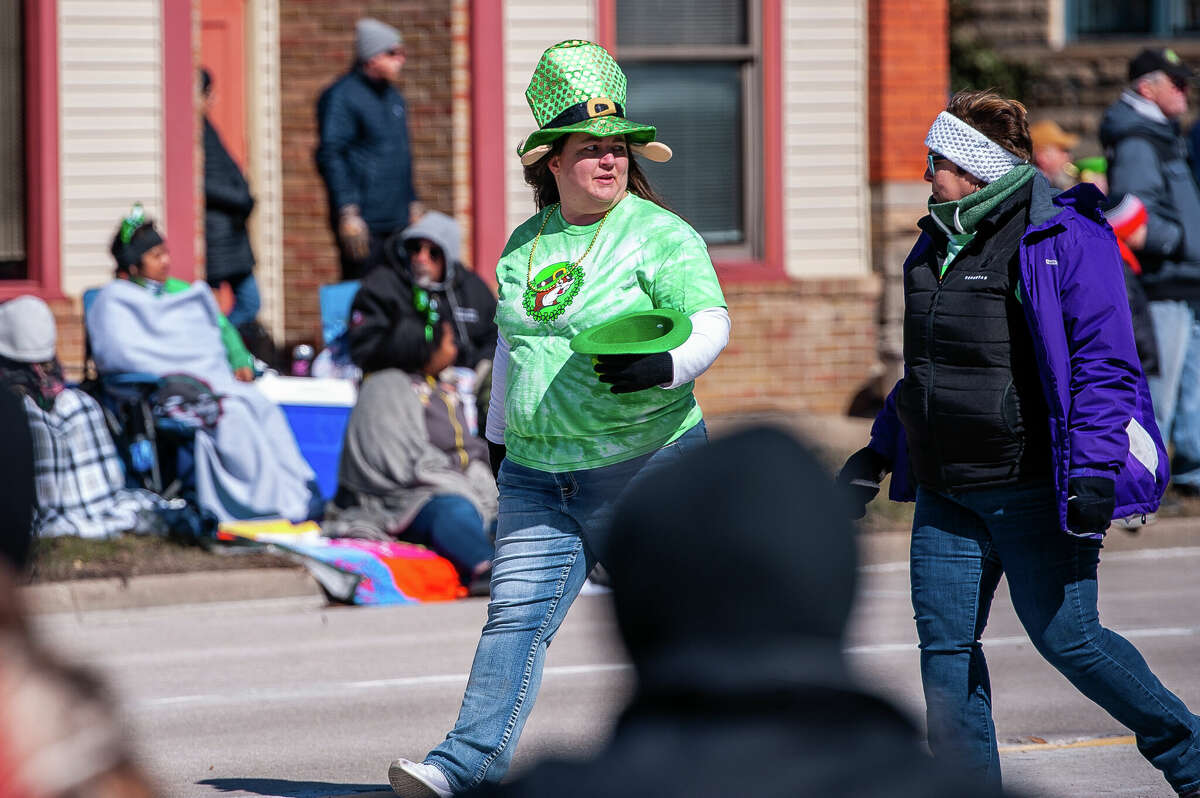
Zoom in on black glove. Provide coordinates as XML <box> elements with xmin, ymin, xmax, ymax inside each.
<box><xmin>1067</xmin><ymin>476</ymin><xmax>1115</xmax><ymax>536</ymax></box>
<box><xmin>593</xmin><ymin>352</ymin><xmax>674</xmax><ymax>394</ymax></box>
<box><xmin>487</xmin><ymin>440</ymin><xmax>506</xmax><ymax>481</ymax></box>
<box><xmin>836</xmin><ymin>447</ymin><xmax>892</xmax><ymax>521</ymax></box>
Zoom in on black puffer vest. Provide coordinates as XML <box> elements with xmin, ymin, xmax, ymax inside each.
<box><xmin>897</xmin><ymin>183</ymin><xmax>1052</xmax><ymax>492</ymax></box>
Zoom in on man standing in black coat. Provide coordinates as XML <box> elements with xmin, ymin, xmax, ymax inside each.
<box><xmin>316</xmin><ymin>18</ymin><xmax>421</xmax><ymax>281</ymax></box>
<box><xmin>464</xmin><ymin>428</ymin><xmax>1020</xmax><ymax>798</ymax></box>
<box><xmin>201</xmin><ymin>69</ymin><xmax>259</xmax><ymax>330</ymax></box>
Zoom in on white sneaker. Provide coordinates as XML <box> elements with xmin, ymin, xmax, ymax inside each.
<box><xmin>388</xmin><ymin>758</ymin><xmax>453</xmax><ymax>798</ymax></box>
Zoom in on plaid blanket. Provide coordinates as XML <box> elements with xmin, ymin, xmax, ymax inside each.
<box><xmin>25</xmin><ymin>389</ymin><xmax>161</xmax><ymax>539</ymax></box>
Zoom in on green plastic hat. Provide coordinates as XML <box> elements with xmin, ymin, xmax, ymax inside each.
<box><xmin>570</xmin><ymin>308</ymin><xmax>692</xmax><ymax>355</ymax></box>
<box><xmin>517</xmin><ymin>40</ymin><xmax>672</xmax><ymax>166</ymax></box>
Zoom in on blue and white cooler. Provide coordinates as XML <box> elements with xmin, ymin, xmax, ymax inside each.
<box><xmin>255</xmin><ymin>374</ymin><xmax>358</xmax><ymax>501</ymax></box>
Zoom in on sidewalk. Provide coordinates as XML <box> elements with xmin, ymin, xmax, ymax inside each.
<box><xmin>21</xmin><ymin>518</ymin><xmax>1199</xmax><ymax>615</ymax></box>
<box><xmin>19</xmin><ymin>412</ymin><xmax>1200</xmax><ymax>614</ymax></box>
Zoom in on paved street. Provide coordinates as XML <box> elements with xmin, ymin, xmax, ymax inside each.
<box><xmin>31</xmin><ymin>540</ymin><xmax>1200</xmax><ymax>797</ymax></box>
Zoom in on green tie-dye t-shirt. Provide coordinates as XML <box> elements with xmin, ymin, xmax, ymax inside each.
<box><xmin>495</xmin><ymin>194</ymin><xmax>726</xmax><ymax>472</ymax></box>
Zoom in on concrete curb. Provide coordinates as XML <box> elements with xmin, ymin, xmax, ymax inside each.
<box><xmin>21</xmin><ymin>567</ymin><xmax>320</xmax><ymax>614</ymax></box>
<box><xmin>19</xmin><ymin>517</ymin><xmax>1199</xmax><ymax>614</ymax></box>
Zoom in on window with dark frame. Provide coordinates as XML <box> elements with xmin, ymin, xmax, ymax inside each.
<box><xmin>615</xmin><ymin>0</ymin><xmax>761</xmax><ymax>256</ymax></box>
<box><xmin>1069</xmin><ymin>0</ymin><xmax>1200</xmax><ymax>38</ymax></box>
<box><xmin>0</xmin><ymin>1</ymin><xmax>27</xmax><ymax>279</ymax></box>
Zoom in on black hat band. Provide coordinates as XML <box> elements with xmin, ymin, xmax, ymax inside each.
<box><xmin>542</xmin><ymin>97</ymin><xmax>625</xmax><ymax>131</ymax></box>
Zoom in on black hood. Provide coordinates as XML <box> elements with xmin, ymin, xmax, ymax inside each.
<box><xmin>606</xmin><ymin>427</ymin><xmax>859</xmax><ymax>700</ymax></box>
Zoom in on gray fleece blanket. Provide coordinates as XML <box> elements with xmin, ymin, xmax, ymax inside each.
<box><xmin>325</xmin><ymin>369</ymin><xmax>497</xmax><ymax>538</ymax></box>
<box><xmin>88</xmin><ymin>279</ymin><xmax>317</xmax><ymax>522</ymax></box>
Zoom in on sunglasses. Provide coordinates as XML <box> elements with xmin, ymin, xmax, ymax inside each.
<box><xmin>926</xmin><ymin>152</ymin><xmax>951</xmax><ymax>176</ymax></box>
<box><xmin>404</xmin><ymin>239</ymin><xmax>444</xmax><ymax>261</ymax></box>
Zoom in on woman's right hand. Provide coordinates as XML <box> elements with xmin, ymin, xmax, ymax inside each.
<box><xmin>835</xmin><ymin>446</ymin><xmax>892</xmax><ymax>520</ymax></box>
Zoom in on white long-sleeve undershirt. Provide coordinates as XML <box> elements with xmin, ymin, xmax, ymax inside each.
<box><xmin>484</xmin><ymin>306</ymin><xmax>731</xmax><ymax>445</ymax></box>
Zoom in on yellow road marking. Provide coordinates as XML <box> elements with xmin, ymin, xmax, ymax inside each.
<box><xmin>1000</xmin><ymin>735</ymin><xmax>1136</xmax><ymax>753</ymax></box>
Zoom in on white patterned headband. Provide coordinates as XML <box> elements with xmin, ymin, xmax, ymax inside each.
<box><xmin>924</xmin><ymin>111</ymin><xmax>1025</xmax><ymax>184</ymax></box>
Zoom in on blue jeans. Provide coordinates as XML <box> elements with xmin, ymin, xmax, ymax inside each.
<box><xmin>911</xmin><ymin>483</ymin><xmax>1200</xmax><ymax>793</ymax></box>
<box><xmin>425</xmin><ymin>421</ymin><xmax>708</xmax><ymax>791</ymax></box>
<box><xmin>226</xmin><ymin>273</ymin><xmax>261</xmax><ymax>329</ymax></box>
<box><xmin>1148</xmin><ymin>300</ymin><xmax>1200</xmax><ymax>489</ymax></box>
<box><xmin>405</xmin><ymin>494</ymin><xmax>494</xmax><ymax>582</ymax></box>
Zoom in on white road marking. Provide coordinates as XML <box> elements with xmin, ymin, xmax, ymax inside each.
<box><xmin>132</xmin><ymin>623</ymin><xmax>1199</xmax><ymax>710</ymax></box>
<box><xmin>860</xmin><ymin>545</ymin><xmax>1200</xmax><ymax>575</ymax></box>
<box><xmin>846</xmin><ymin>624</ymin><xmax>1198</xmax><ymax>655</ymax></box>
<box><xmin>137</xmin><ymin>663</ymin><xmax>631</xmax><ymax>710</ymax></box>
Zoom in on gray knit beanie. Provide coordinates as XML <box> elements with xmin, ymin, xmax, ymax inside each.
<box><xmin>356</xmin><ymin>18</ymin><xmax>402</xmax><ymax>63</ymax></box>
<box><xmin>0</xmin><ymin>296</ymin><xmax>57</xmax><ymax>363</ymax></box>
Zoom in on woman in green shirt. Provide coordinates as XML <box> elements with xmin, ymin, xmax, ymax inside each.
<box><xmin>389</xmin><ymin>40</ymin><xmax>730</xmax><ymax>798</ymax></box>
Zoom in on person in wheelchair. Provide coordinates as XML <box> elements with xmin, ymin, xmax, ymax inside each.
<box><xmin>87</xmin><ymin>208</ymin><xmax>321</xmax><ymax>524</ymax></box>
<box><xmin>110</xmin><ymin>203</ymin><xmax>255</xmax><ymax>382</ymax></box>
<box><xmin>0</xmin><ymin>296</ymin><xmax>162</xmax><ymax>539</ymax></box>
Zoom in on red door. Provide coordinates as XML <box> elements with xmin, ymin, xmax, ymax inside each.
<box><xmin>200</xmin><ymin>0</ymin><xmax>248</xmax><ymax>169</ymax></box>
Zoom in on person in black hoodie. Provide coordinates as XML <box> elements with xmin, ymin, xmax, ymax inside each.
<box><xmin>347</xmin><ymin>211</ymin><xmax>497</xmax><ymax>376</ymax></box>
<box><xmin>201</xmin><ymin>68</ymin><xmax>259</xmax><ymax>330</ymax></box>
<box><xmin>464</xmin><ymin>427</ymin><xmax>1016</xmax><ymax>798</ymax></box>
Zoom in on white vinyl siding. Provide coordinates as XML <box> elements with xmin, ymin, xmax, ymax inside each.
<box><xmin>503</xmin><ymin>0</ymin><xmax>595</xmax><ymax>234</ymax></box>
<box><xmin>247</xmin><ymin>0</ymin><xmax>285</xmax><ymax>340</ymax></box>
<box><xmin>58</xmin><ymin>0</ymin><xmax>164</xmax><ymax>296</ymax></box>
<box><xmin>782</xmin><ymin>0</ymin><xmax>869</xmax><ymax>278</ymax></box>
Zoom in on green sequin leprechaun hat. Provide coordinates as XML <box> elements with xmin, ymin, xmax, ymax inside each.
<box><xmin>517</xmin><ymin>40</ymin><xmax>672</xmax><ymax>166</ymax></box>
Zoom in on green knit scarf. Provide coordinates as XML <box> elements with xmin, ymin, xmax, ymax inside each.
<box><xmin>929</xmin><ymin>164</ymin><xmax>1036</xmax><ymax>235</ymax></box>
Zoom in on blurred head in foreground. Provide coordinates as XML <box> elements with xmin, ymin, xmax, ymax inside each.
<box><xmin>607</xmin><ymin>425</ymin><xmax>859</xmax><ymax>696</ymax></box>
<box><xmin>470</xmin><ymin>427</ymin><xmax>1015</xmax><ymax>798</ymax></box>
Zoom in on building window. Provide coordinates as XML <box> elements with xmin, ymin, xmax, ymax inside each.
<box><xmin>615</xmin><ymin>0</ymin><xmax>761</xmax><ymax>257</ymax></box>
<box><xmin>1068</xmin><ymin>0</ymin><xmax>1200</xmax><ymax>38</ymax></box>
<box><xmin>0</xmin><ymin>1</ymin><xmax>26</xmax><ymax>279</ymax></box>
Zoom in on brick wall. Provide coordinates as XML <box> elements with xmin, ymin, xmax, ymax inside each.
<box><xmin>868</xmin><ymin>0</ymin><xmax>950</xmax><ymax>182</ymax></box>
<box><xmin>950</xmin><ymin>0</ymin><xmax>1200</xmax><ymax>158</ymax></box>
<box><xmin>954</xmin><ymin>0</ymin><xmax>1048</xmax><ymax>47</ymax></box>
<box><xmin>697</xmin><ymin>277</ymin><xmax>882</xmax><ymax>418</ymax></box>
<box><xmin>278</xmin><ymin>0</ymin><xmax>457</xmax><ymax>349</ymax></box>
<box><xmin>51</xmin><ymin>299</ymin><xmax>85</xmax><ymax>381</ymax></box>
<box><xmin>1015</xmin><ymin>42</ymin><xmax>1200</xmax><ymax>158</ymax></box>
<box><xmin>867</xmin><ymin>0</ymin><xmax>949</xmax><ymax>398</ymax></box>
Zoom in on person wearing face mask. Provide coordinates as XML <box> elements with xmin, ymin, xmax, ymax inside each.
<box><xmin>385</xmin><ymin>40</ymin><xmax>729</xmax><ymax>798</ymax></box>
<box><xmin>347</xmin><ymin>211</ymin><xmax>497</xmax><ymax>376</ymax></box>
<box><xmin>836</xmin><ymin>90</ymin><xmax>1198</xmax><ymax>797</ymax></box>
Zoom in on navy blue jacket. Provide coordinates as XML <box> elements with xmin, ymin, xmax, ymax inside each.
<box><xmin>315</xmin><ymin>69</ymin><xmax>417</xmax><ymax>235</ymax></box>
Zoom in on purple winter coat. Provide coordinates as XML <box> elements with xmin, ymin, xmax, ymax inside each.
<box><xmin>868</xmin><ymin>175</ymin><xmax>1168</xmax><ymax>534</ymax></box>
